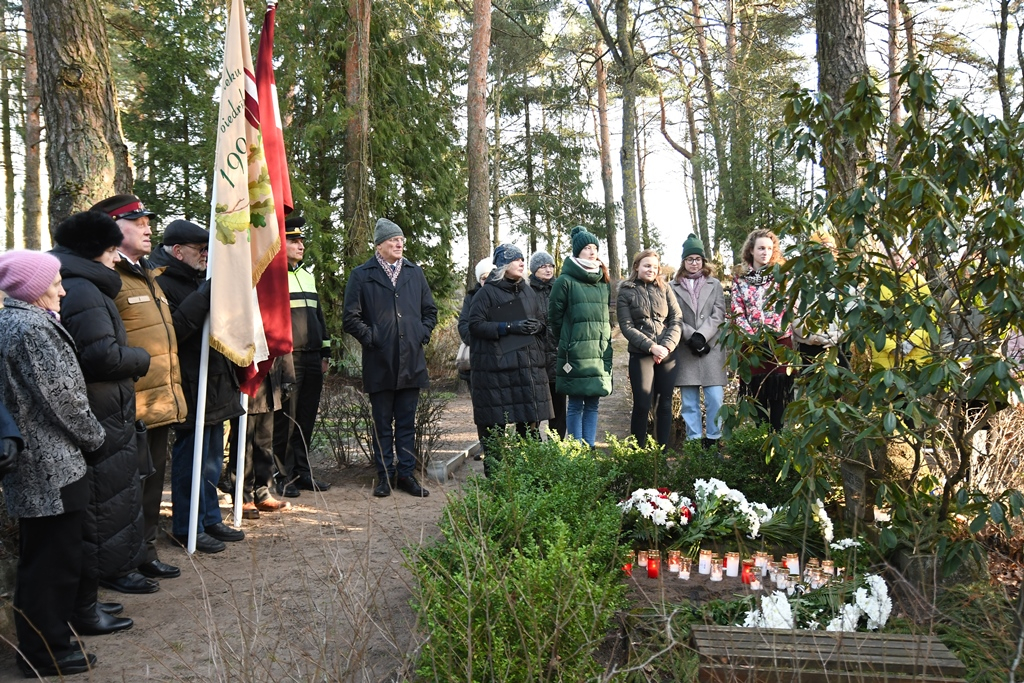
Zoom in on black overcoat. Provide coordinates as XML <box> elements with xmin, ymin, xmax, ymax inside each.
<box><xmin>342</xmin><ymin>257</ymin><xmax>438</xmax><ymax>394</ymax></box>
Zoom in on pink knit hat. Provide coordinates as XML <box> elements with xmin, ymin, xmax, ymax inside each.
<box><xmin>0</xmin><ymin>250</ymin><xmax>61</xmax><ymax>303</ymax></box>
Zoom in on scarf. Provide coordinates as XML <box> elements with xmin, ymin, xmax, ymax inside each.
<box><xmin>678</xmin><ymin>271</ymin><xmax>705</xmax><ymax>309</ymax></box>
<box><xmin>571</xmin><ymin>255</ymin><xmax>602</xmax><ymax>273</ymax></box>
<box><xmin>375</xmin><ymin>251</ymin><xmax>403</xmax><ymax>287</ymax></box>
<box><xmin>742</xmin><ymin>266</ymin><xmax>774</xmax><ymax>288</ymax></box>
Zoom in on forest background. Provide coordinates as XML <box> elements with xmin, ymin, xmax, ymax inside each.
<box><xmin>0</xmin><ymin>0</ymin><xmax>1021</xmax><ymax>334</ymax></box>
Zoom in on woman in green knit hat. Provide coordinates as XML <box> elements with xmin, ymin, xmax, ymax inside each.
<box><xmin>548</xmin><ymin>226</ymin><xmax>612</xmax><ymax>446</ymax></box>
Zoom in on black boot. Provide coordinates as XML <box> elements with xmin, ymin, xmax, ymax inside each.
<box><xmin>702</xmin><ymin>437</ymin><xmax>720</xmax><ymax>452</ymax></box>
<box><xmin>71</xmin><ymin>577</ymin><xmax>133</xmax><ymax>636</ymax></box>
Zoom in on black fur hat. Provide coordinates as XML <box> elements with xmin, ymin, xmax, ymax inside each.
<box><xmin>54</xmin><ymin>210</ymin><xmax>124</xmax><ymax>259</ymax></box>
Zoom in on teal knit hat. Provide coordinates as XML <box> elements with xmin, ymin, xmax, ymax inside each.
<box><xmin>570</xmin><ymin>225</ymin><xmax>599</xmax><ymax>257</ymax></box>
<box><xmin>682</xmin><ymin>233</ymin><xmax>705</xmax><ymax>260</ymax></box>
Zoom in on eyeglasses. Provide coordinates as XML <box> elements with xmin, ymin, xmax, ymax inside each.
<box><xmin>684</xmin><ymin>256</ymin><xmax>703</xmax><ymax>264</ymax></box>
<box><xmin>182</xmin><ymin>243</ymin><xmax>209</xmax><ymax>253</ymax></box>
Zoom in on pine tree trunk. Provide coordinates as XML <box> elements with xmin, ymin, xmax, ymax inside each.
<box><xmin>343</xmin><ymin>0</ymin><xmax>371</xmax><ymax>267</ymax></box>
<box><xmin>594</xmin><ymin>48</ymin><xmax>619</xmax><ymax>281</ymax></box>
<box><xmin>466</xmin><ymin>0</ymin><xmax>492</xmax><ymax>285</ymax></box>
<box><xmin>524</xmin><ymin>91</ymin><xmax>537</xmax><ymax>253</ymax></box>
<box><xmin>615</xmin><ymin>0</ymin><xmax>640</xmax><ymax>262</ymax></box>
<box><xmin>685</xmin><ymin>93</ymin><xmax>712</xmax><ymax>255</ymax></box>
<box><xmin>22</xmin><ymin>0</ymin><xmax>42</xmax><ymax>250</ymax></box>
<box><xmin>3</xmin><ymin>59</ymin><xmax>14</xmax><ymax>250</ymax></box>
<box><xmin>490</xmin><ymin>70</ymin><xmax>502</xmax><ymax>253</ymax></box>
<box><xmin>816</xmin><ymin>0</ymin><xmax>867</xmax><ymax>195</ymax></box>
<box><xmin>26</xmin><ymin>0</ymin><xmax>132</xmax><ymax>231</ymax></box>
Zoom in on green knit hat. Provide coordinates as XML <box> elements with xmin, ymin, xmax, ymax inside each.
<box><xmin>570</xmin><ymin>225</ymin><xmax>599</xmax><ymax>257</ymax></box>
<box><xmin>682</xmin><ymin>233</ymin><xmax>705</xmax><ymax>260</ymax></box>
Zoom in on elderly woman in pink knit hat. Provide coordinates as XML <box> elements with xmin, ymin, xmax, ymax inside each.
<box><xmin>0</xmin><ymin>250</ymin><xmax>106</xmax><ymax>677</ymax></box>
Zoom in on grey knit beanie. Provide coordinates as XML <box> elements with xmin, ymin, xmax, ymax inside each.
<box><xmin>374</xmin><ymin>218</ymin><xmax>404</xmax><ymax>246</ymax></box>
<box><xmin>529</xmin><ymin>251</ymin><xmax>555</xmax><ymax>275</ymax></box>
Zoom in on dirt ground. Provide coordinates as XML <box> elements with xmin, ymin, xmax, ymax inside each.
<box><xmin>0</xmin><ymin>337</ymin><xmax>636</xmax><ymax>682</ymax></box>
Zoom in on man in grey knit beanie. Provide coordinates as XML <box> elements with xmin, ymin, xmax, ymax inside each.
<box><xmin>374</xmin><ymin>218</ymin><xmax>404</xmax><ymax>246</ymax></box>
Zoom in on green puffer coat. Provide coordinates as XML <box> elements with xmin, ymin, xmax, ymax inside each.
<box><xmin>548</xmin><ymin>258</ymin><xmax>613</xmax><ymax>397</ymax></box>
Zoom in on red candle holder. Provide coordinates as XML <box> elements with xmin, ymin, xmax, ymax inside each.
<box><xmin>741</xmin><ymin>559</ymin><xmax>755</xmax><ymax>584</ymax></box>
<box><xmin>623</xmin><ymin>562</ymin><xmax>633</xmax><ymax>577</ymax></box>
<box><xmin>647</xmin><ymin>556</ymin><xmax>661</xmax><ymax>579</ymax></box>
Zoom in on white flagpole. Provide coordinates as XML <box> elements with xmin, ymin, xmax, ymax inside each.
<box><xmin>233</xmin><ymin>394</ymin><xmax>250</xmax><ymax>527</ymax></box>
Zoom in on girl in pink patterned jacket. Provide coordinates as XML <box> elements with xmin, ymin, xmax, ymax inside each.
<box><xmin>731</xmin><ymin>229</ymin><xmax>793</xmax><ymax>431</ymax></box>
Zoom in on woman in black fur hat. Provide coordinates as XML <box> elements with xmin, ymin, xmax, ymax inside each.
<box><xmin>50</xmin><ymin>211</ymin><xmax>152</xmax><ymax>636</ymax></box>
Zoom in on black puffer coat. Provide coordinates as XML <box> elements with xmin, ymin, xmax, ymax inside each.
<box><xmin>456</xmin><ymin>284</ymin><xmax>482</xmax><ymax>383</ymax></box>
<box><xmin>529</xmin><ymin>273</ymin><xmax>558</xmax><ymax>382</ymax></box>
<box><xmin>149</xmin><ymin>249</ymin><xmax>244</xmax><ymax>428</ymax></box>
<box><xmin>342</xmin><ymin>256</ymin><xmax>438</xmax><ymax>394</ymax></box>
<box><xmin>52</xmin><ymin>246</ymin><xmax>150</xmax><ymax>578</ymax></box>
<box><xmin>468</xmin><ymin>277</ymin><xmax>553</xmax><ymax>427</ymax></box>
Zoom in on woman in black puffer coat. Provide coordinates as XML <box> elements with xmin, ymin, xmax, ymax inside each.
<box><xmin>468</xmin><ymin>244</ymin><xmax>553</xmax><ymax>456</ymax></box>
<box><xmin>51</xmin><ymin>211</ymin><xmax>151</xmax><ymax>636</ymax></box>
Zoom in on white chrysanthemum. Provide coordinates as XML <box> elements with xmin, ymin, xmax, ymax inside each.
<box><xmin>760</xmin><ymin>592</ymin><xmax>795</xmax><ymax>629</ymax></box>
<box><xmin>825</xmin><ymin>603</ymin><xmax>862</xmax><ymax>632</ymax></box>
<box><xmin>856</xmin><ymin>575</ymin><xmax>892</xmax><ymax>630</ymax></box>
<box><xmin>811</xmin><ymin>498</ymin><xmax>834</xmax><ymax>542</ymax></box>
<box><xmin>830</xmin><ymin>538</ymin><xmax>862</xmax><ymax>551</ymax></box>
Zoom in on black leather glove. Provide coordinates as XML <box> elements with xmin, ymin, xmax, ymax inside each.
<box><xmin>688</xmin><ymin>333</ymin><xmax>706</xmax><ymax>350</ymax></box>
<box><xmin>0</xmin><ymin>437</ymin><xmax>21</xmax><ymax>477</ymax></box>
<box><xmin>508</xmin><ymin>319</ymin><xmax>536</xmax><ymax>335</ymax></box>
<box><xmin>521</xmin><ymin>318</ymin><xmax>543</xmax><ymax>335</ymax></box>
<box><xmin>696</xmin><ymin>344</ymin><xmax>712</xmax><ymax>356</ymax></box>
<box><xmin>280</xmin><ymin>382</ymin><xmax>295</xmax><ymax>404</ymax></box>
<box><xmin>421</xmin><ymin>334</ymin><xmax>431</xmax><ymax>346</ymax></box>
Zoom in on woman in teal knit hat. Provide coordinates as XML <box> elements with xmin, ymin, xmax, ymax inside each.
<box><xmin>548</xmin><ymin>226</ymin><xmax>612</xmax><ymax>446</ymax></box>
<box><xmin>671</xmin><ymin>233</ymin><xmax>728</xmax><ymax>449</ymax></box>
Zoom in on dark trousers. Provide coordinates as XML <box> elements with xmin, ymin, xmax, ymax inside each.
<box><xmin>170</xmin><ymin>423</ymin><xmax>225</xmax><ymax>537</ymax></box>
<box><xmin>15</xmin><ymin>509</ymin><xmax>84</xmax><ymax>666</ymax></box>
<box><xmin>273</xmin><ymin>351</ymin><xmax>323</xmax><ymax>483</ymax></box>
<box><xmin>228</xmin><ymin>412</ymin><xmax>282</xmax><ymax>503</ymax></box>
<box><xmin>369</xmin><ymin>388</ymin><xmax>419</xmax><ymax>479</ymax></box>
<box><xmin>628</xmin><ymin>352</ymin><xmax>677</xmax><ymax>446</ymax></box>
<box><xmin>741</xmin><ymin>372</ymin><xmax>794</xmax><ymax>432</ymax></box>
<box><xmin>141</xmin><ymin>424</ymin><xmax>171</xmax><ymax>563</ymax></box>
<box><xmin>548</xmin><ymin>382</ymin><xmax>567</xmax><ymax>439</ymax></box>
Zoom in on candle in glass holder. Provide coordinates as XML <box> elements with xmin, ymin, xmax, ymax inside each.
<box><xmin>741</xmin><ymin>559</ymin><xmax>755</xmax><ymax>584</ymax></box>
<box><xmin>776</xmin><ymin>570</ymin><xmax>788</xmax><ymax>590</ymax></box>
<box><xmin>749</xmin><ymin>566</ymin><xmax>763</xmax><ymax>591</ymax></box>
<box><xmin>710</xmin><ymin>558</ymin><xmax>723</xmax><ymax>582</ymax></box>
<box><xmin>698</xmin><ymin>549</ymin><xmax>712</xmax><ymax>574</ymax></box>
<box><xmin>667</xmin><ymin>550</ymin><xmax>682</xmax><ymax>573</ymax></box>
<box><xmin>754</xmin><ymin>552</ymin><xmax>769</xmax><ymax>572</ymax></box>
<box><xmin>637</xmin><ymin>550</ymin><xmax>648</xmax><ymax>568</ymax></box>
<box><xmin>679</xmin><ymin>557</ymin><xmax>692</xmax><ymax>580</ymax></box>
<box><xmin>809</xmin><ymin>568</ymin><xmax>823</xmax><ymax>589</ymax></box>
<box><xmin>647</xmin><ymin>553</ymin><xmax>661</xmax><ymax>579</ymax></box>
<box><xmin>725</xmin><ymin>552</ymin><xmax>740</xmax><ymax>578</ymax></box>
<box><xmin>785</xmin><ymin>553</ymin><xmax>801</xmax><ymax>575</ymax></box>
<box><xmin>622</xmin><ymin>550</ymin><xmax>634</xmax><ymax>577</ymax></box>
<box><xmin>822</xmin><ymin>560</ymin><xmax>835</xmax><ymax>576</ymax></box>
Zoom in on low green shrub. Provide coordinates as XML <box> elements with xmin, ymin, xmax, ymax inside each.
<box><xmin>410</xmin><ymin>436</ymin><xmax>628</xmax><ymax>682</ymax></box>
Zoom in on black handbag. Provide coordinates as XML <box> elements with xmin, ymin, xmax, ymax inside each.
<box><xmin>135</xmin><ymin>420</ymin><xmax>155</xmax><ymax>480</ymax></box>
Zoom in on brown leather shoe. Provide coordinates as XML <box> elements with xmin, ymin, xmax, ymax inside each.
<box><xmin>255</xmin><ymin>496</ymin><xmax>291</xmax><ymax>512</ymax></box>
<box><xmin>241</xmin><ymin>502</ymin><xmax>260</xmax><ymax>519</ymax></box>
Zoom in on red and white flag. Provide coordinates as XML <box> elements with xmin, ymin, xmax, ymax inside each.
<box><xmin>208</xmin><ymin>0</ymin><xmax>278</xmax><ymax>371</ymax></box>
<box><xmin>240</xmin><ymin>2</ymin><xmax>294</xmax><ymax>395</ymax></box>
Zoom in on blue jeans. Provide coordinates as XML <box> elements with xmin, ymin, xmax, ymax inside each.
<box><xmin>171</xmin><ymin>422</ymin><xmax>225</xmax><ymax>537</ymax></box>
<box><xmin>680</xmin><ymin>385</ymin><xmax>724</xmax><ymax>441</ymax></box>
<box><xmin>566</xmin><ymin>395</ymin><xmax>600</xmax><ymax>446</ymax></box>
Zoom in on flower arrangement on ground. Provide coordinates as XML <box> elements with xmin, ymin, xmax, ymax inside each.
<box><xmin>740</xmin><ymin>573</ymin><xmax>892</xmax><ymax>633</ymax></box>
<box><xmin>618</xmin><ymin>488</ymin><xmax>695</xmax><ymax>548</ymax></box>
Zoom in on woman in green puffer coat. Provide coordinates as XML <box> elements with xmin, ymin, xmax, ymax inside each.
<box><xmin>548</xmin><ymin>226</ymin><xmax>612</xmax><ymax>446</ymax></box>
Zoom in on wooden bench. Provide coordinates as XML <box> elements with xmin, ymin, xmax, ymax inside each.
<box><xmin>691</xmin><ymin>625</ymin><xmax>966</xmax><ymax>682</ymax></box>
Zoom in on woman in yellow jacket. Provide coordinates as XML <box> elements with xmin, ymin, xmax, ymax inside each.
<box><xmin>871</xmin><ymin>266</ymin><xmax>933</xmax><ymax>370</ymax></box>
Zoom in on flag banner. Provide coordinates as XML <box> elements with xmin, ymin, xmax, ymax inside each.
<box><xmin>209</xmin><ymin>0</ymin><xmax>277</xmax><ymax>369</ymax></box>
<box><xmin>241</xmin><ymin>2</ymin><xmax>294</xmax><ymax>395</ymax></box>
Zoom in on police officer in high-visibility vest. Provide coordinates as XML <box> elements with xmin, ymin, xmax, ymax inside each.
<box><xmin>273</xmin><ymin>217</ymin><xmax>332</xmax><ymax>497</ymax></box>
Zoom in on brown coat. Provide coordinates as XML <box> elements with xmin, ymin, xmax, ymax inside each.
<box><xmin>114</xmin><ymin>258</ymin><xmax>188</xmax><ymax>428</ymax></box>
